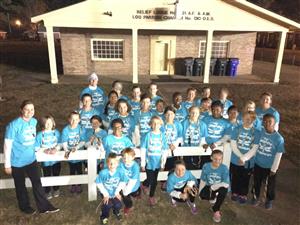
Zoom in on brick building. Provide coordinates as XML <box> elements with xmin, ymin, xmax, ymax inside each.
<box><xmin>32</xmin><ymin>0</ymin><xmax>300</xmax><ymax>84</ymax></box>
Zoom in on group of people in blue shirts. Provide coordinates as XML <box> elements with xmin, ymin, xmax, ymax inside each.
<box><xmin>3</xmin><ymin>72</ymin><xmax>284</xmax><ymax>224</ymax></box>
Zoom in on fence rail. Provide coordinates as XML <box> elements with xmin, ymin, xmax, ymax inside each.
<box><xmin>0</xmin><ymin>145</ymin><xmax>230</xmax><ymax>201</ymax></box>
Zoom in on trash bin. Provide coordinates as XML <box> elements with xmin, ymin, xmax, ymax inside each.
<box><xmin>226</xmin><ymin>58</ymin><xmax>240</xmax><ymax>76</ymax></box>
<box><xmin>210</xmin><ymin>59</ymin><xmax>217</xmax><ymax>75</ymax></box>
<box><xmin>183</xmin><ymin>57</ymin><xmax>194</xmax><ymax>76</ymax></box>
<box><xmin>193</xmin><ymin>58</ymin><xmax>204</xmax><ymax>76</ymax></box>
<box><xmin>215</xmin><ymin>58</ymin><xmax>228</xmax><ymax>76</ymax></box>
<box><xmin>175</xmin><ymin>58</ymin><xmax>185</xmax><ymax>75</ymax></box>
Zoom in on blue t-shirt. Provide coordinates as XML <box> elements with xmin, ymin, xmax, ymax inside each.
<box><xmin>129</xmin><ymin>99</ymin><xmax>140</xmax><ymax>116</ymax></box>
<box><xmin>150</xmin><ymin>95</ymin><xmax>162</xmax><ymax>111</ymax></box>
<box><xmin>35</xmin><ymin>129</ymin><xmax>61</xmax><ymax>167</ymax></box>
<box><xmin>255</xmin><ymin>130</ymin><xmax>285</xmax><ymax>169</ymax></box>
<box><xmin>111</xmin><ymin>114</ymin><xmax>136</xmax><ymax>139</ymax></box>
<box><xmin>85</xmin><ymin>128</ymin><xmax>107</xmax><ymax>144</ymax></box>
<box><xmin>182</xmin><ymin>101</ymin><xmax>195</xmax><ymax>112</ymax></box>
<box><xmin>103</xmin><ymin>134</ymin><xmax>133</xmax><ymax>157</ymax></box>
<box><xmin>78</xmin><ymin>107</ymin><xmax>100</xmax><ymax>132</ymax></box>
<box><xmin>182</xmin><ymin>119</ymin><xmax>208</xmax><ymax>147</ymax></box>
<box><xmin>167</xmin><ymin>170</ymin><xmax>197</xmax><ymax>193</ymax></box>
<box><xmin>220</xmin><ymin>99</ymin><xmax>233</xmax><ymax>119</ymax></box>
<box><xmin>153</xmin><ymin>111</ymin><xmax>165</xmax><ymax>121</ymax></box>
<box><xmin>104</xmin><ymin>105</ymin><xmax>116</xmax><ymax>125</ymax></box>
<box><xmin>80</xmin><ymin>86</ymin><xmax>107</xmax><ymax>114</ymax></box>
<box><xmin>174</xmin><ymin>104</ymin><xmax>188</xmax><ymax>123</ymax></box>
<box><xmin>201</xmin><ymin>163</ymin><xmax>230</xmax><ymax>186</ymax></box>
<box><xmin>255</xmin><ymin>107</ymin><xmax>280</xmax><ymax>129</ymax></box>
<box><xmin>119</xmin><ymin>160</ymin><xmax>140</xmax><ymax>193</ymax></box>
<box><xmin>136</xmin><ymin>110</ymin><xmax>154</xmax><ymax>140</ymax></box>
<box><xmin>162</xmin><ymin>121</ymin><xmax>183</xmax><ymax>145</ymax></box>
<box><xmin>5</xmin><ymin>117</ymin><xmax>37</xmax><ymax>167</ymax></box>
<box><xmin>230</xmin><ymin>126</ymin><xmax>260</xmax><ymax>168</ymax></box>
<box><xmin>61</xmin><ymin>124</ymin><xmax>86</xmax><ymax>163</ymax></box>
<box><xmin>199</xmin><ymin>111</ymin><xmax>211</xmax><ymax>120</ymax></box>
<box><xmin>141</xmin><ymin>131</ymin><xmax>168</xmax><ymax>170</ymax></box>
<box><xmin>203</xmin><ymin>116</ymin><xmax>231</xmax><ymax>144</ymax></box>
<box><xmin>95</xmin><ymin>167</ymin><xmax>128</xmax><ymax>198</ymax></box>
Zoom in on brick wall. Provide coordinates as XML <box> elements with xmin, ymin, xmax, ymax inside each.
<box><xmin>60</xmin><ymin>29</ymin><xmax>256</xmax><ymax>76</ymax></box>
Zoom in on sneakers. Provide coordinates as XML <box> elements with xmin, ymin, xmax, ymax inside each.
<box><xmin>123</xmin><ymin>207</ymin><xmax>133</xmax><ymax>216</ymax></box>
<box><xmin>22</xmin><ymin>207</ymin><xmax>36</xmax><ymax>215</ymax></box>
<box><xmin>213</xmin><ymin>211</ymin><xmax>222</xmax><ymax>223</ymax></box>
<box><xmin>238</xmin><ymin>195</ymin><xmax>247</xmax><ymax>205</ymax></box>
<box><xmin>100</xmin><ymin>218</ymin><xmax>108</xmax><ymax>225</ymax></box>
<box><xmin>46</xmin><ymin>192</ymin><xmax>53</xmax><ymax>200</ymax></box>
<box><xmin>53</xmin><ymin>190</ymin><xmax>60</xmax><ymax>198</ymax></box>
<box><xmin>171</xmin><ymin>198</ymin><xmax>177</xmax><ymax>208</ymax></box>
<box><xmin>186</xmin><ymin>200</ymin><xmax>198</xmax><ymax>215</ymax></box>
<box><xmin>141</xmin><ymin>184</ymin><xmax>149</xmax><ymax>195</ymax></box>
<box><xmin>39</xmin><ymin>207</ymin><xmax>60</xmax><ymax>214</ymax></box>
<box><xmin>149</xmin><ymin>197</ymin><xmax>157</xmax><ymax>206</ymax></box>
<box><xmin>231</xmin><ymin>193</ymin><xmax>239</xmax><ymax>202</ymax></box>
<box><xmin>251</xmin><ymin>198</ymin><xmax>260</xmax><ymax>207</ymax></box>
<box><xmin>265</xmin><ymin>200</ymin><xmax>273</xmax><ymax>210</ymax></box>
<box><xmin>113</xmin><ymin>211</ymin><xmax>122</xmax><ymax>220</ymax></box>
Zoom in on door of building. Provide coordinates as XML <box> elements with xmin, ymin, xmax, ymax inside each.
<box><xmin>150</xmin><ymin>36</ymin><xmax>176</xmax><ymax>75</ymax></box>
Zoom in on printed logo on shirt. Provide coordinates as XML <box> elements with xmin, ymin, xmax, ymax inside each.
<box><xmin>257</xmin><ymin>137</ymin><xmax>273</xmax><ymax>157</ymax></box>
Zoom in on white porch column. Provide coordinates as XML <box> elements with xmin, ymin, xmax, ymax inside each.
<box><xmin>273</xmin><ymin>31</ymin><xmax>287</xmax><ymax>83</ymax></box>
<box><xmin>203</xmin><ymin>30</ymin><xmax>213</xmax><ymax>84</ymax></box>
<box><xmin>132</xmin><ymin>28</ymin><xmax>138</xmax><ymax>84</ymax></box>
<box><xmin>45</xmin><ymin>26</ymin><xmax>58</xmax><ymax>84</ymax></box>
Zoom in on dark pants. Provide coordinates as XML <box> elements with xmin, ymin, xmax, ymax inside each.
<box><xmin>252</xmin><ymin>164</ymin><xmax>276</xmax><ymax>201</ymax></box>
<box><xmin>199</xmin><ymin>185</ymin><xmax>228</xmax><ymax>212</ymax></box>
<box><xmin>143</xmin><ymin>168</ymin><xmax>159</xmax><ymax>197</ymax></box>
<box><xmin>42</xmin><ymin>163</ymin><xmax>61</xmax><ymax>193</ymax></box>
<box><xmin>100</xmin><ymin>197</ymin><xmax>122</xmax><ymax>219</ymax></box>
<box><xmin>230</xmin><ymin>163</ymin><xmax>252</xmax><ymax>196</ymax></box>
<box><xmin>172</xmin><ymin>183</ymin><xmax>195</xmax><ymax>203</ymax></box>
<box><xmin>122</xmin><ymin>188</ymin><xmax>141</xmax><ymax>209</ymax></box>
<box><xmin>12</xmin><ymin>161</ymin><xmax>55</xmax><ymax>212</ymax></box>
<box><xmin>69</xmin><ymin>162</ymin><xmax>83</xmax><ymax>175</ymax></box>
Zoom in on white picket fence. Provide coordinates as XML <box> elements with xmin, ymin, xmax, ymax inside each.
<box><xmin>0</xmin><ymin>144</ymin><xmax>231</xmax><ymax>201</ymax></box>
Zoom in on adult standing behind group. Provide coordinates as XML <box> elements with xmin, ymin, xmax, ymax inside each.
<box><xmin>80</xmin><ymin>72</ymin><xmax>107</xmax><ymax>115</ymax></box>
<box><xmin>3</xmin><ymin>100</ymin><xmax>59</xmax><ymax>214</ymax></box>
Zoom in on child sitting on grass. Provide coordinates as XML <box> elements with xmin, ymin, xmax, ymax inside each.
<box><xmin>96</xmin><ymin>153</ymin><xmax>128</xmax><ymax>224</ymax></box>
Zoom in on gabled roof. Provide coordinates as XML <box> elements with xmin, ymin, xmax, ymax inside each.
<box><xmin>223</xmin><ymin>0</ymin><xmax>300</xmax><ymax>31</ymax></box>
<box><xmin>31</xmin><ymin>0</ymin><xmax>300</xmax><ymax>32</ymax></box>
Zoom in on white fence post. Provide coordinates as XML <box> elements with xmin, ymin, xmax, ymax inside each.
<box><xmin>87</xmin><ymin>147</ymin><xmax>99</xmax><ymax>201</ymax></box>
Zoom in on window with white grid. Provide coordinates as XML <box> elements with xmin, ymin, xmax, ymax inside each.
<box><xmin>199</xmin><ymin>41</ymin><xmax>229</xmax><ymax>58</ymax></box>
<box><xmin>91</xmin><ymin>39</ymin><xmax>124</xmax><ymax>60</ymax></box>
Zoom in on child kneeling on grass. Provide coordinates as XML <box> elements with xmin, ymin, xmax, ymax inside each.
<box><xmin>96</xmin><ymin>153</ymin><xmax>128</xmax><ymax>225</ymax></box>
<box><xmin>166</xmin><ymin>160</ymin><xmax>198</xmax><ymax>215</ymax></box>
<box><xmin>199</xmin><ymin>150</ymin><xmax>230</xmax><ymax>223</ymax></box>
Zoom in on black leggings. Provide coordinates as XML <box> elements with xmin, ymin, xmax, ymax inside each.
<box><xmin>42</xmin><ymin>163</ymin><xmax>61</xmax><ymax>193</ymax></box>
<box><xmin>200</xmin><ymin>185</ymin><xmax>228</xmax><ymax>212</ymax></box>
<box><xmin>143</xmin><ymin>169</ymin><xmax>160</xmax><ymax>197</ymax></box>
